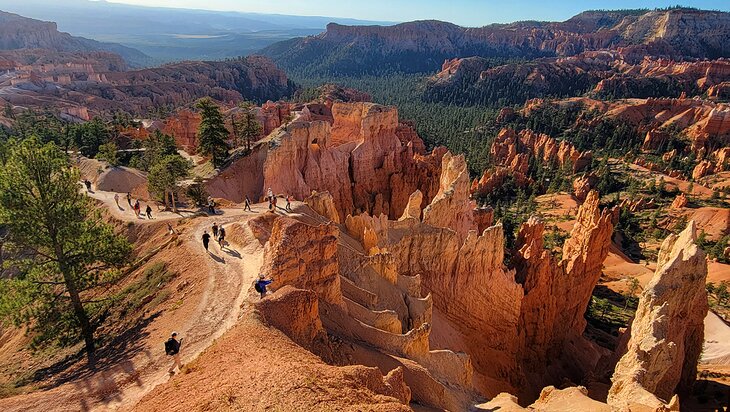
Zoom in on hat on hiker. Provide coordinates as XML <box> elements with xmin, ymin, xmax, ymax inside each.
<box><xmin>259</xmin><ymin>273</ymin><xmax>265</xmax><ymax>279</ymax></box>
<box><xmin>171</xmin><ymin>332</ymin><xmax>178</xmax><ymax>337</ymax></box>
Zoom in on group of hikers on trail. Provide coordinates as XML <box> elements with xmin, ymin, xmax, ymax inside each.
<box><xmin>111</xmin><ymin>192</ymin><xmax>153</xmax><ymax>219</ymax></box>
<box><xmin>266</xmin><ymin>188</ymin><xmax>293</xmax><ymax>212</ymax></box>
<box><xmin>201</xmin><ymin>223</ymin><xmax>226</xmax><ymax>252</ymax></box>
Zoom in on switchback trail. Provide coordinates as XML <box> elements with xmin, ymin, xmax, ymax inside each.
<box><xmin>0</xmin><ymin>190</ymin><xmax>300</xmax><ymax>412</ymax></box>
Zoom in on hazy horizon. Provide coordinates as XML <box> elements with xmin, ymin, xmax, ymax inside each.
<box><xmin>105</xmin><ymin>0</ymin><xmax>730</xmax><ymax>27</ymax></box>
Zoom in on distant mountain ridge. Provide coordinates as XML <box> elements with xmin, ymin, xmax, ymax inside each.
<box><xmin>0</xmin><ymin>10</ymin><xmax>151</xmax><ymax>67</ymax></box>
<box><xmin>0</xmin><ymin>0</ymin><xmax>394</xmax><ymax>64</ymax></box>
<box><xmin>261</xmin><ymin>8</ymin><xmax>730</xmax><ymax>76</ymax></box>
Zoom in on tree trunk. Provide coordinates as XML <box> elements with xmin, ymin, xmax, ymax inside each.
<box><xmin>163</xmin><ymin>189</ymin><xmax>170</xmax><ymax>210</ymax></box>
<box><xmin>67</xmin><ymin>279</ymin><xmax>96</xmax><ymax>366</ymax></box>
<box><xmin>57</xmin><ymin>252</ymin><xmax>95</xmax><ymax>366</ymax></box>
<box><xmin>171</xmin><ymin>190</ymin><xmax>177</xmax><ymax>213</ymax></box>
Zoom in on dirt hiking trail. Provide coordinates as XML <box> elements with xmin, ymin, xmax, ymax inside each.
<box><xmin>0</xmin><ymin>189</ymin><xmax>304</xmax><ymax>412</ymax></box>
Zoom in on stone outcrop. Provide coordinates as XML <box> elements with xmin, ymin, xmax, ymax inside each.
<box><xmin>473</xmin><ymin>128</ymin><xmax>591</xmax><ymax>197</ymax></box>
<box><xmin>3</xmin><ymin>53</ymin><xmax>295</xmax><ymax>118</ymax></box>
<box><xmin>262</xmin><ymin>217</ymin><xmax>343</xmax><ymax>307</ymax></box>
<box><xmin>347</xmin><ymin>152</ymin><xmax>616</xmax><ymax>398</ymax></box>
<box><xmin>255</xmin><ymin>286</ymin><xmax>332</xmax><ymax>357</ymax></box>
<box><xmin>514</xmin><ymin>191</ymin><xmax>615</xmax><ymax>395</ymax></box>
<box><xmin>399</xmin><ymin>190</ymin><xmax>423</xmax><ymax>221</ymax></box>
<box><xmin>305</xmin><ymin>191</ymin><xmax>341</xmax><ymax>223</ymax></box>
<box><xmin>573</xmin><ymin>174</ymin><xmax>598</xmax><ymax>203</ymax></box>
<box><xmin>608</xmin><ymin>222</ymin><xmax>708</xmax><ymax>410</ymax></box>
<box><xmin>422</xmin><ymin>153</ymin><xmax>476</xmax><ymax>240</ymax></box>
<box><xmin>261</xmin><ymin>102</ymin><xmax>444</xmax><ymax>221</ymax></box>
<box><xmin>671</xmin><ymin>192</ymin><xmax>688</xmax><ymax>209</ymax></box>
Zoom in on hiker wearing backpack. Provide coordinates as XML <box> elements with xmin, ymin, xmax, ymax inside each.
<box><xmin>244</xmin><ymin>195</ymin><xmax>252</xmax><ymax>212</ymax></box>
<box><xmin>212</xmin><ymin>222</ymin><xmax>219</xmax><ymax>239</ymax></box>
<box><xmin>146</xmin><ymin>204</ymin><xmax>153</xmax><ymax>219</ymax></box>
<box><xmin>165</xmin><ymin>332</ymin><xmax>183</xmax><ymax>374</ymax></box>
<box><xmin>254</xmin><ymin>274</ymin><xmax>273</xmax><ymax>299</ymax></box>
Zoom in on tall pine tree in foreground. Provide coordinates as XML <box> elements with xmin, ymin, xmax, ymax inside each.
<box><xmin>196</xmin><ymin>98</ymin><xmax>229</xmax><ymax>167</ymax></box>
<box><xmin>0</xmin><ymin>138</ymin><xmax>130</xmax><ymax>364</ymax></box>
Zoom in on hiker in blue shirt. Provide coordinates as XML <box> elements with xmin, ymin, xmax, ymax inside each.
<box><xmin>254</xmin><ymin>274</ymin><xmax>273</xmax><ymax>299</ymax></box>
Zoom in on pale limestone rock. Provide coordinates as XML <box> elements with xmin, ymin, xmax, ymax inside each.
<box><xmin>608</xmin><ymin>221</ymin><xmax>708</xmax><ymax>410</ymax></box>
<box><xmin>399</xmin><ymin>190</ymin><xmax>423</xmax><ymax>221</ymax></box>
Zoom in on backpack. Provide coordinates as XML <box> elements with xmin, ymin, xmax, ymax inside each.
<box><xmin>164</xmin><ymin>338</ymin><xmax>177</xmax><ymax>355</ymax></box>
<box><xmin>254</xmin><ymin>282</ymin><xmax>263</xmax><ymax>293</ymax></box>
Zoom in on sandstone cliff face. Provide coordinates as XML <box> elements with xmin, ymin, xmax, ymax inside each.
<box><xmin>608</xmin><ymin>222</ymin><xmax>708</xmax><ymax>410</ymax></box>
<box><xmin>422</xmin><ymin>153</ymin><xmax>476</xmax><ymax>241</ymax></box>
<box><xmin>514</xmin><ymin>190</ymin><xmax>615</xmax><ymax>395</ymax></box>
<box><xmin>264</xmin><ymin>9</ymin><xmax>730</xmax><ymax>77</ymax></box>
<box><xmin>344</xmin><ymin>154</ymin><xmax>615</xmax><ymax>398</ymax></box>
<box><xmin>4</xmin><ymin>54</ymin><xmax>296</xmax><ymax>117</ymax></box>
<box><xmin>262</xmin><ymin>217</ymin><xmax>343</xmax><ymax>307</ymax></box>
<box><xmin>261</xmin><ymin>102</ymin><xmax>444</xmax><ymax>221</ymax></box>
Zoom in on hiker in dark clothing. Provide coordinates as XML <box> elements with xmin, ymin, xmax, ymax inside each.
<box><xmin>126</xmin><ymin>192</ymin><xmax>132</xmax><ymax>207</ymax></box>
<box><xmin>212</xmin><ymin>223</ymin><xmax>219</xmax><ymax>238</ymax></box>
<box><xmin>165</xmin><ymin>332</ymin><xmax>183</xmax><ymax>374</ymax></box>
<box><xmin>202</xmin><ymin>231</ymin><xmax>211</xmax><ymax>252</ymax></box>
<box><xmin>244</xmin><ymin>195</ymin><xmax>252</xmax><ymax>212</ymax></box>
<box><xmin>254</xmin><ymin>274</ymin><xmax>273</xmax><ymax>299</ymax></box>
<box><xmin>146</xmin><ymin>205</ymin><xmax>153</xmax><ymax>219</ymax></box>
<box><xmin>84</xmin><ymin>179</ymin><xmax>92</xmax><ymax>192</ymax></box>
<box><xmin>218</xmin><ymin>226</ymin><xmax>226</xmax><ymax>248</ymax></box>
<box><xmin>285</xmin><ymin>195</ymin><xmax>292</xmax><ymax>212</ymax></box>
<box><xmin>271</xmin><ymin>195</ymin><xmax>278</xmax><ymax>211</ymax></box>
<box><xmin>133</xmin><ymin>200</ymin><xmax>141</xmax><ymax>218</ymax></box>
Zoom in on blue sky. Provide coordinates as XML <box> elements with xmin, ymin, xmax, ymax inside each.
<box><xmin>106</xmin><ymin>0</ymin><xmax>730</xmax><ymax>26</ymax></box>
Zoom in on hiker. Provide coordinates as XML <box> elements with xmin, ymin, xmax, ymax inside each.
<box><xmin>126</xmin><ymin>192</ymin><xmax>132</xmax><ymax>207</ymax></box>
<box><xmin>244</xmin><ymin>195</ymin><xmax>252</xmax><ymax>212</ymax></box>
<box><xmin>272</xmin><ymin>195</ymin><xmax>278</xmax><ymax>211</ymax></box>
<box><xmin>208</xmin><ymin>199</ymin><xmax>216</xmax><ymax>215</ymax></box>
<box><xmin>218</xmin><ymin>226</ymin><xmax>226</xmax><ymax>248</ymax></box>
<box><xmin>267</xmin><ymin>187</ymin><xmax>273</xmax><ymax>202</ymax></box>
<box><xmin>254</xmin><ymin>274</ymin><xmax>273</xmax><ymax>299</ymax></box>
<box><xmin>167</xmin><ymin>222</ymin><xmax>175</xmax><ymax>235</ymax></box>
<box><xmin>285</xmin><ymin>195</ymin><xmax>292</xmax><ymax>212</ymax></box>
<box><xmin>268</xmin><ymin>196</ymin><xmax>273</xmax><ymax>211</ymax></box>
<box><xmin>165</xmin><ymin>332</ymin><xmax>183</xmax><ymax>375</ymax></box>
<box><xmin>84</xmin><ymin>179</ymin><xmax>92</xmax><ymax>192</ymax></box>
<box><xmin>146</xmin><ymin>204</ymin><xmax>153</xmax><ymax>219</ymax></box>
<box><xmin>114</xmin><ymin>193</ymin><xmax>120</xmax><ymax>208</ymax></box>
<box><xmin>212</xmin><ymin>222</ymin><xmax>219</xmax><ymax>239</ymax></box>
<box><xmin>134</xmin><ymin>200</ymin><xmax>141</xmax><ymax>218</ymax></box>
<box><xmin>202</xmin><ymin>230</ymin><xmax>211</xmax><ymax>252</ymax></box>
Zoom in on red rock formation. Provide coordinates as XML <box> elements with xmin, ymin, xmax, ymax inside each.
<box><xmin>161</xmin><ymin>109</ymin><xmax>201</xmax><ymax>152</ymax></box>
<box><xmin>422</xmin><ymin>153</ymin><xmax>476</xmax><ymax>241</ymax></box>
<box><xmin>573</xmin><ymin>174</ymin><xmax>598</xmax><ymax>203</ymax></box>
<box><xmin>262</xmin><ymin>217</ymin><xmax>343</xmax><ymax>307</ymax></box>
<box><xmin>261</xmin><ymin>102</ymin><xmax>445</xmax><ymax>221</ymax></box>
<box><xmin>514</xmin><ymin>191</ymin><xmax>616</xmax><ymax>395</ymax></box>
<box><xmin>492</xmin><ymin>128</ymin><xmax>592</xmax><ymax>174</ymax></box>
<box><xmin>671</xmin><ymin>192</ymin><xmax>688</xmax><ymax>209</ymax></box>
<box><xmin>642</xmin><ymin>129</ymin><xmax>670</xmax><ymax>152</ymax></box>
<box><xmin>692</xmin><ymin>159</ymin><xmax>714</xmax><ymax>180</ymax></box>
<box><xmin>608</xmin><ymin>222</ymin><xmax>707</xmax><ymax>409</ymax></box>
